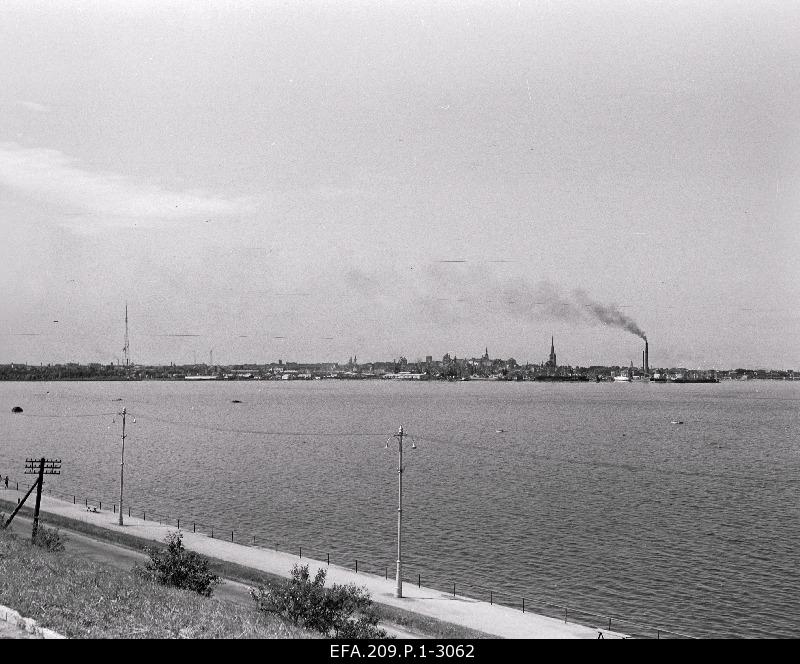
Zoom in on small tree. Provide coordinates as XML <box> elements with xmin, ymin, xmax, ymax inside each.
<box><xmin>251</xmin><ymin>564</ymin><xmax>387</xmax><ymax>638</ymax></box>
<box><xmin>325</xmin><ymin>581</ymin><xmax>387</xmax><ymax>638</ymax></box>
<box><xmin>135</xmin><ymin>531</ymin><xmax>220</xmax><ymax>597</ymax></box>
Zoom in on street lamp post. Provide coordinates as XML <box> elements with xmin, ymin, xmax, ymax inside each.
<box><xmin>396</xmin><ymin>425</ymin><xmax>403</xmax><ymax>598</ymax></box>
<box><xmin>118</xmin><ymin>407</ymin><xmax>127</xmax><ymax>526</ymax></box>
<box><xmin>387</xmin><ymin>425</ymin><xmax>416</xmax><ymax>598</ymax></box>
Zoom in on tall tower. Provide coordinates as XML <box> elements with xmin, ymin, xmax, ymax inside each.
<box><xmin>548</xmin><ymin>336</ymin><xmax>557</xmax><ymax>367</ymax></box>
<box><xmin>122</xmin><ymin>303</ymin><xmax>130</xmax><ymax>367</ymax></box>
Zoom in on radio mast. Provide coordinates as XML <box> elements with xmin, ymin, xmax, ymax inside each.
<box><xmin>123</xmin><ymin>303</ymin><xmax>130</xmax><ymax>366</ymax></box>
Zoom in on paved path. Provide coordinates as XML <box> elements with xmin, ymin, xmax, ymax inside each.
<box><xmin>0</xmin><ymin>490</ymin><xmax>625</xmax><ymax>639</ymax></box>
<box><xmin>3</xmin><ymin>514</ymin><xmax>419</xmax><ymax>639</ymax></box>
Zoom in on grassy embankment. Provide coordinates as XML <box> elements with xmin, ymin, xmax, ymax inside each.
<box><xmin>0</xmin><ymin>524</ymin><xmax>316</xmax><ymax>639</ymax></box>
<box><xmin>0</xmin><ymin>499</ymin><xmax>489</xmax><ymax>639</ymax></box>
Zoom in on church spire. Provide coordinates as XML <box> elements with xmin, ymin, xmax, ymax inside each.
<box><xmin>547</xmin><ymin>336</ymin><xmax>557</xmax><ymax>369</ymax></box>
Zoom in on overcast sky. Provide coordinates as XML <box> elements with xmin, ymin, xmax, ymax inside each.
<box><xmin>2</xmin><ymin>0</ymin><xmax>799</xmax><ymax>368</ymax></box>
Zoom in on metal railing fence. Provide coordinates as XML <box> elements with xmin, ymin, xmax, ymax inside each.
<box><xmin>0</xmin><ymin>477</ymin><xmax>697</xmax><ymax>639</ymax></box>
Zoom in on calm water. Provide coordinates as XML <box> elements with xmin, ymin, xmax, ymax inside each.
<box><xmin>1</xmin><ymin>379</ymin><xmax>799</xmax><ymax>638</ymax></box>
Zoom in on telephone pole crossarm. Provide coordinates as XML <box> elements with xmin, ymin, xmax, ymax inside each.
<box><xmin>10</xmin><ymin>457</ymin><xmax>61</xmax><ymax>539</ymax></box>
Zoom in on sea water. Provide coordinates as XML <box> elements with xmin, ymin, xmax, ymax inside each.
<box><xmin>1</xmin><ymin>379</ymin><xmax>798</xmax><ymax>638</ymax></box>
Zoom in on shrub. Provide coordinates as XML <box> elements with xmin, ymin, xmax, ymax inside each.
<box><xmin>33</xmin><ymin>524</ymin><xmax>67</xmax><ymax>552</ymax></box>
<box><xmin>135</xmin><ymin>531</ymin><xmax>220</xmax><ymax>597</ymax></box>
<box><xmin>251</xmin><ymin>564</ymin><xmax>388</xmax><ymax>638</ymax></box>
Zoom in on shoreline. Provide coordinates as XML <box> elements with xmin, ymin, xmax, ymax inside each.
<box><xmin>0</xmin><ymin>490</ymin><xmax>625</xmax><ymax>639</ymax></box>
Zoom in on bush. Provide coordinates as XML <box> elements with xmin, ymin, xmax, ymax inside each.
<box><xmin>135</xmin><ymin>531</ymin><xmax>220</xmax><ymax>597</ymax></box>
<box><xmin>251</xmin><ymin>564</ymin><xmax>387</xmax><ymax>638</ymax></box>
<box><xmin>33</xmin><ymin>524</ymin><xmax>66</xmax><ymax>552</ymax></box>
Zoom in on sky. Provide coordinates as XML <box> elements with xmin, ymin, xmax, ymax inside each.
<box><xmin>1</xmin><ymin>0</ymin><xmax>799</xmax><ymax>369</ymax></box>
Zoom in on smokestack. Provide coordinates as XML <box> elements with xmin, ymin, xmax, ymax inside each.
<box><xmin>644</xmin><ymin>340</ymin><xmax>649</xmax><ymax>375</ymax></box>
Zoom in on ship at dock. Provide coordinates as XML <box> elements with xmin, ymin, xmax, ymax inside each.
<box><xmin>650</xmin><ymin>375</ymin><xmax>720</xmax><ymax>383</ymax></box>
<box><xmin>613</xmin><ymin>359</ymin><xmax>637</xmax><ymax>381</ymax></box>
<box><xmin>534</xmin><ymin>374</ymin><xmax>591</xmax><ymax>382</ymax></box>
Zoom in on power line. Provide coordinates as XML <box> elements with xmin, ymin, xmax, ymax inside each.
<box><xmin>9</xmin><ymin>408</ymin><xmax>798</xmax><ymax>484</ymax></box>
<box><xmin>126</xmin><ymin>411</ymin><xmax>388</xmax><ymax>437</ymax></box>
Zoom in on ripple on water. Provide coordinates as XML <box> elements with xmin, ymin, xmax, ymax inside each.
<box><xmin>1</xmin><ymin>380</ymin><xmax>799</xmax><ymax>637</ymax></box>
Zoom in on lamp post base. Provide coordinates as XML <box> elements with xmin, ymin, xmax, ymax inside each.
<box><xmin>396</xmin><ymin>560</ymin><xmax>402</xmax><ymax>598</ymax></box>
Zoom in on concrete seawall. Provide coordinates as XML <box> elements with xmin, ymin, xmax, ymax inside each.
<box><xmin>0</xmin><ymin>604</ymin><xmax>65</xmax><ymax>639</ymax></box>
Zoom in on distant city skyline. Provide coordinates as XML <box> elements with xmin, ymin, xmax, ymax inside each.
<box><xmin>2</xmin><ymin>1</ymin><xmax>799</xmax><ymax>368</ymax></box>
<box><xmin>3</xmin><ymin>329</ymin><xmax>796</xmax><ymax>373</ymax></box>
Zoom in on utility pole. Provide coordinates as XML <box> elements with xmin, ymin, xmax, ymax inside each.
<box><xmin>32</xmin><ymin>458</ymin><xmax>44</xmax><ymax>538</ymax></box>
<box><xmin>2</xmin><ymin>458</ymin><xmax>61</xmax><ymax>540</ymax></box>
<box><xmin>118</xmin><ymin>407</ymin><xmax>127</xmax><ymax>525</ymax></box>
<box><xmin>386</xmin><ymin>426</ymin><xmax>416</xmax><ymax>598</ymax></box>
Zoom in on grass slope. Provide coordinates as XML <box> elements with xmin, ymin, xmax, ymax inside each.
<box><xmin>0</xmin><ymin>498</ymin><xmax>490</xmax><ymax>639</ymax></box>
<box><xmin>0</xmin><ymin>527</ymin><xmax>315</xmax><ymax>639</ymax></box>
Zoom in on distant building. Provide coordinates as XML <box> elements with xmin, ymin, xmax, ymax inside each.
<box><xmin>478</xmin><ymin>347</ymin><xmax>493</xmax><ymax>370</ymax></box>
<box><xmin>545</xmin><ymin>336</ymin><xmax>557</xmax><ymax>373</ymax></box>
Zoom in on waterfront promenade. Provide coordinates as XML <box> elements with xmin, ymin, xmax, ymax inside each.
<box><xmin>0</xmin><ymin>488</ymin><xmax>624</xmax><ymax>639</ymax></box>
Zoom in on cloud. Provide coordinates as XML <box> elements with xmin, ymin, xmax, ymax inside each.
<box><xmin>18</xmin><ymin>101</ymin><xmax>51</xmax><ymax>113</ymax></box>
<box><xmin>0</xmin><ymin>142</ymin><xmax>254</xmax><ymax>227</ymax></box>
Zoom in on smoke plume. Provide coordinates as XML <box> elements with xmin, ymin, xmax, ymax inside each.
<box><xmin>484</xmin><ymin>278</ymin><xmax>648</xmax><ymax>341</ymax></box>
<box><xmin>346</xmin><ymin>267</ymin><xmax>649</xmax><ymax>342</ymax></box>
<box><xmin>572</xmin><ymin>289</ymin><xmax>647</xmax><ymax>341</ymax></box>
<box><xmin>482</xmin><ymin>277</ymin><xmax>649</xmax><ymax>341</ymax></box>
